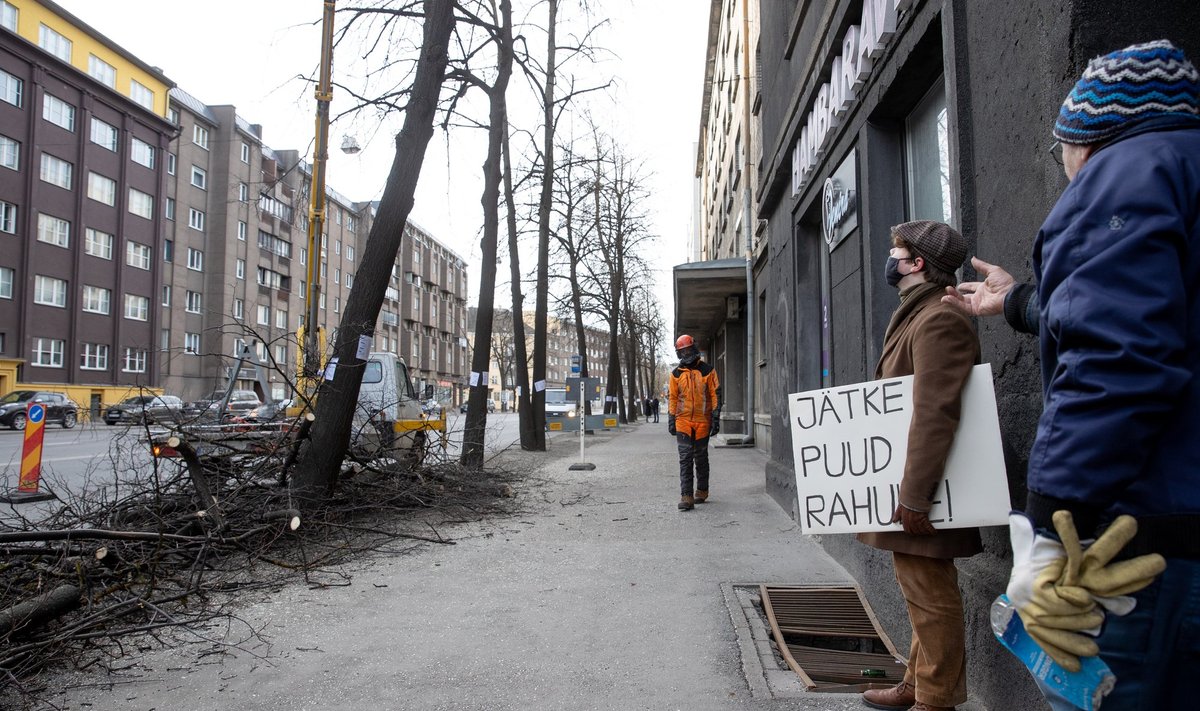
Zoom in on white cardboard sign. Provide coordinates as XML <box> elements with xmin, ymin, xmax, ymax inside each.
<box><xmin>788</xmin><ymin>363</ymin><xmax>1010</xmax><ymax>534</ymax></box>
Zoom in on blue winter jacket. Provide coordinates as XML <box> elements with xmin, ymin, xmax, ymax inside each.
<box><xmin>1024</xmin><ymin>116</ymin><xmax>1200</xmax><ymax>556</ymax></box>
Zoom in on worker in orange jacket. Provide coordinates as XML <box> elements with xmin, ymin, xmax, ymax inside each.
<box><xmin>668</xmin><ymin>334</ymin><xmax>721</xmax><ymax>511</ymax></box>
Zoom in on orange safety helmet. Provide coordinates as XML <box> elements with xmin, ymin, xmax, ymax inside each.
<box><xmin>675</xmin><ymin>334</ymin><xmax>695</xmax><ymax>351</ymax></box>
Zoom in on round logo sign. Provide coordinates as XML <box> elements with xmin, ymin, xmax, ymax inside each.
<box><xmin>28</xmin><ymin>404</ymin><xmax>45</xmax><ymax>423</ymax></box>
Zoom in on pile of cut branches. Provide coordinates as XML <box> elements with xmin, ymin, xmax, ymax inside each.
<box><xmin>0</xmin><ymin>432</ymin><xmax>522</xmax><ymax>704</ymax></box>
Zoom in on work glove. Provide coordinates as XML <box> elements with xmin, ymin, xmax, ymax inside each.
<box><xmin>1006</xmin><ymin>512</ymin><xmax>1103</xmax><ymax>672</ymax></box>
<box><xmin>1052</xmin><ymin>511</ymin><xmax>1166</xmax><ymax>616</ymax></box>
<box><xmin>667</xmin><ymin>415</ymin><xmax>676</xmax><ymax>436</ymax></box>
<box><xmin>709</xmin><ymin>410</ymin><xmax>720</xmax><ymax>436</ymax></box>
<box><xmin>891</xmin><ymin>504</ymin><xmax>936</xmax><ymax>536</ymax></box>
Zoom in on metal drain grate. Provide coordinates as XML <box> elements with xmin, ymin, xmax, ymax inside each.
<box><xmin>760</xmin><ymin>585</ymin><xmax>906</xmax><ymax>692</ymax></box>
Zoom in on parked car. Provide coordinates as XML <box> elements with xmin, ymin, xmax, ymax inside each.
<box><xmin>186</xmin><ymin>390</ymin><xmax>262</xmax><ymax>419</ymax></box>
<box><xmin>0</xmin><ymin>390</ymin><xmax>78</xmax><ymax>430</ymax></box>
<box><xmin>243</xmin><ymin>398</ymin><xmax>293</xmax><ymax>422</ymax></box>
<box><xmin>104</xmin><ymin>395</ymin><xmax>185</xmax><ymax>426</ymax></box>
<box><xmin>457</xmin><ymin>400</ymin><xmax>495</xmax><ymax>413</ymax></box>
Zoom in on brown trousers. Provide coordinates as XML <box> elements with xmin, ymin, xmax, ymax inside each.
<box><xmin>892</xmin><ymin>551</ymin><xmax>968</xmax><ymax>707</ymax></box>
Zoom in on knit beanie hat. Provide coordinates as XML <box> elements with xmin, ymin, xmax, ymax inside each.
<box><xmin>1054</xmin><ymin>39</ymin><xmax>1200</xmax><ymax>145</ymax></box>
<box><xmin>892</xmin><ymin>220</ymin><xmax>966</xmax><ymax>274</ymax></box>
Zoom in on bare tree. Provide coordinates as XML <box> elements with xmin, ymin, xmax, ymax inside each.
<box><xmin>291</xmin><ymin>0</ymin><xmax>455</xmax><ymax>503</ymax></box>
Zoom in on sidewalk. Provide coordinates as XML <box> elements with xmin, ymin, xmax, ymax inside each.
<box><xmin>48</xmin><ymin>420</ymin><xmax>985</xmax><ymax>711</ymax></box>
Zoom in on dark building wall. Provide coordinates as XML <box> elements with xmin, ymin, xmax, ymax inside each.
<box><xmin>758</xmin><ymin>1</ymin><xmax>1200</xmax><ymax>708</ymax></box>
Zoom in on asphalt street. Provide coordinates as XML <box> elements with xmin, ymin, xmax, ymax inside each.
<box><xmin>21</xmin><ymin>418</ymin><xmax>992</xmax><ymax>711</ymax></box>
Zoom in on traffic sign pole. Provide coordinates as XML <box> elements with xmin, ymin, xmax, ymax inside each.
<box><xmin>2</xmin><ymin>403</ymin><xmax>55</xmax><ymax>503</ymax></box>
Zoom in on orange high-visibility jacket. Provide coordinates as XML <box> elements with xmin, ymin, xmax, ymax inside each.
<box><xmin>668</xmin><ymin>360</ymin><xmax>721</xmax><ymax>439</ymax></box>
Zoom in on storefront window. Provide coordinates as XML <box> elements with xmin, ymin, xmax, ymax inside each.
<box><xmin>905</xmin><ymin>79</ymin><xmax>952</xmax><ymax>224</ymax></box>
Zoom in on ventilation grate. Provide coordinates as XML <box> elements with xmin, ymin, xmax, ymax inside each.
<box><xmin>760</xmin><ymin>585</ymin><xmax>907</xmax><ymax>693</ymax></box>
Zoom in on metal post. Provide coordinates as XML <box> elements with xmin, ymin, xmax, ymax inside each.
<box><xmin>304</xmin><ymin>0</ymin><xmax>336</xmax><ymax>378</ymax></box>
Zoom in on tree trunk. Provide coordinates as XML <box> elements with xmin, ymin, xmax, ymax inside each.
<box><xmin>501</xmin><ymin>119</ymin><xmax>534</xmax><ymax>449</ymax></box>
<box><xmin>530</xmin><ymin>0</ymin><xmax>558</xmax><ymax>449</ymax></box>
<box><xmin>461</xmin><ymin>0</ymin><xmax>515</xmax><ymax>468</ymax></box>
<box><xmin>291</xmin><ymin>0</ymin><xmax>454</xmax><ymax>504</ymax></box>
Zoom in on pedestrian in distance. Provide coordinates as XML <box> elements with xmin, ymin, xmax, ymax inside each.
<box><xmin>651</xmin><ymin>396</ymin><xmax>660</xmax><ymax>423</ymax></box>
<box><xmin>859</xmin><ymin>220</ymin><xmax>981</xmax><ymax>711</ymax></box>
<box><xmin>943</xmin><ymin>39</ymin><xmax>1196</xmax><ymax>711</ymax></box>
<box><xmin>668</xmin><ymin>334</ymin><xmax>721</xmax><ymax>511</ymax></box>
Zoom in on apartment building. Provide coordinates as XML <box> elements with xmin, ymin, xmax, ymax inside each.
<box><xmin>373</xmin><ymin>216</ymin><xmax>469</xmax><ymax>404</ymax></box>
<box><xmin>0</xmin><ymin>0</ymin><xmax>174</xmax><ymax>407</ymax></box>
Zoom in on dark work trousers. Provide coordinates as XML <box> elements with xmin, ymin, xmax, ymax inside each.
<box><xmin>676</xmin><ymin>431</ymin><xmax>710</xmax><ymax>496</ymax></box>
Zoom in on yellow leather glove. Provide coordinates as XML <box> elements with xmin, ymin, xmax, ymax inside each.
<box><xmin>1053</xmin><ymin>511</ymin><xmax>1167</xmax><ymax>615</ymax></box>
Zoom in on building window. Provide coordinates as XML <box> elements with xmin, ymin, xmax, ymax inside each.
<box><xmin>333</xmin><ymin>297</ymin><xmax>340</xmax><ymax>313</ymax></box>
<box><xmin>190</xmin><ymin>165</ymin><xmax>207</xmax><ymax>189</ymax></box>
<box><xmin>275</xmin><ymin>309</ymin><xmax>287</xmax><ymax>329</ymax></box>
<box><xmin>346</xmin><ymin>273</ymin><xmax>353</xmax><ymax>288</ymax></box>
<box><xmin>905</xmin><ymin>79</ymin><xmax>953</xmax><ymax>225</ymax></box>
<box><xmin>0</xmin><ymin>68</ymin><xmax>21</xmax><ymax>107</ymax></box>
<box><xmin>274</xmin><ymin>344</ymin><xmax>287</xmax><ymax>365</ymax></box>
<box><xmin>240</xmin><ymin>141</ymin><xmax>250</xmax><ymax>163</ymax></box>
<box><xmin>0</xmin><ymin>133</ymin><xmax>18</xmax><ymax>170</ymax></box>
<box><xmin>161</xmin><ymin>284</ymin><xmax>170</xmax><ymax>306</ymax></box>
<box><xmin>123</xmin><ymin>347</ymin><xmax>147</xmax><ymax>372</ymax></box>
<box><xmin>38</xmin><ymin>24</ymin><xmax>72</xmax><ymax>63</ymax></box>
<box><xmin>257</xmin><ymin>267</ymin><xmax>288</xmax><ymax>290</ymax></box>
<box><xmin>42</xmin><ymin>93</ymin><xmax>75</xmax><ymax>131</ymax></box>
<box><xmin>80</xmin><ymin>343</ymin><xmax>109</xmax><ymax>370</ymax></box>
<box><xmin>90</xmin><ymin>117</ymin><xmax>118</xmax><ymax>151</ymax></box>
<box><xmin>346</xmin><ymin>245</ymin><xmax>355</xmax><ymax>262</ymax></box>
<box><xmin>0</xmin><ymin>2</ymin><xmax>16</xmax><ymax>32</ymax></box>
<box><xmin>0</xmin><ymin>266</ymin><xmax>11</xmax><ymax>298</ymax></box>
<box><xmin>131</xmin><ymin>138</ymin><xmax>155</xmax><ymax>168</ymax></box>
<box><xmin>257</xmin><ymin>304</ymin><xmax>269</xmax><ymax>325</ymax></box>
<box><xmin>40</xmin><ymin>153</ymin><xmax>73</xmax><ymax>189</ymax></box>
<box><xmin>124</xmin><ymin>293</ymin><xmax>149</xmax><ymax>321</ymax></box>
<box><xmin>88</xmin><ymin>55</ymin><xmax>116</xmax><ymax>88</ymax></box>
<box><xmin>167</xmin><ymin>106</ymin><xmax>179</xmax><ymax>124</ymax></box>
<box><xmin>129</xmin><ymin>80</ymin><xmax>154</xmax><ymax>110</ymax></box>
<box><xmin>239</xmin><ymin>182</ymin><xmax>248</xmax><ymax>202</ymax></box>
<box><xmin>188</xmin><ymin>208</ymin><xmax>205</xmax><ymax>231</ymax></box>
<box><xmin>87</xmin><ymin>171</ymin><xmax>116</xmax><ymax>206</ymax></box>
<box><xmin>126</xmin><ymin>241</ymin><xmax>152</xmax><ymax>270</ymax></box>
<box><xmin>335</xmin><ymin>240</ymin><xmax>341</xmax><ymax>255</ymax></box>
<box><xmin>258</xmin><ymin>230</ymin><xmax>292</xmax><ymax>258</ymax></box>
<box><xmin>84</xmin><ymin>228</ymin><xmax>113</xmax><ymax>259</ymax></box>
<box><xmin>233</xmin><ymin>298</ymin><xmax>244</xmax><ymax>320</ymax></box>
<box><xmin>193</xmin><ymin>124</ymin><xmax>209</xmax><ymax>150</ymax></box>
<box><xmin>163</xmin><ymin>239</ymin><xmax>173</xmax><ymax>262</ymax></box>
<box><xmin>0</xmin><ymin>200</ymin><xmax>14</xmax><ymax>233</ymax></box>
<box><xmin>237</xmin><ymin>220</ymin><xmax>247</xmax><ymax>240</ymax></box>
<box><xmin>187</xmin><ymin>248</ymin><xmax>203</xmax><ymax>271</ymax></box>
<box><xmin>37</xmin><ymin>214</ymin><xmax>70</xmax><ymax>248</ymax></box>
<box><xmin>128</xmin><ymin>188</ymin><xmax>153</xmax><ymax>219</ymax></box>
<box><xmin>34</xmin><ymin>275</ymin><xmax>66</xmax><ymax>307</ymax></box>
<box><xmin>31</xmin><ymin>337</ymin><xmax>64</xmax><ymax>368</ymax></box>
<box><xmin>184</xmin><ymin>333</ymin><xmax>200</xmax><ymax>354</ymax></box>
<box><xmin>334</xmin><ymin>268</ymin><xmax>340</xmax><ymax>285</ymax></box>
<box><xmin>82</xmin><ymin>285</ymin><xmax>111</xmax><ymax>314</ymax></box>
<box><xmin>186</xmin><ymin>290</ymin><xmax>202</xmax><ymax>313</ymax></box>
<box><xmin>300</xmin><ymin>248</ymin><xmax>307</xmax><ymax>265</ymax></box>
<box><xmin>165</xmin><ymin>197</ymin><xmax>175</xmax><ymax>220</ymax></box>
<box><xmin>167</xmin><ymin>152</ymin><xmax>176</xmax><ymax>174</ymax></box>
<box><xmin>236</xmin><ymin>258</ymin><xmax>245</xmax><ymax>280</ymax></box>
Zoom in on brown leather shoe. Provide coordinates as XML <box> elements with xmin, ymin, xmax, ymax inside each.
<box><xmin>861</xmin><ymin>680</ymin><xmax>915</xmax><ymax>710</ymax></box>
<box><xmin>678</xmin><ymin>495</ymin><xmax>695</xmax><ymax>511</ymax></box>
<box><xmin>694</xmin><ymin>489</ymin><xmax>709</xmax><ymax>503</ymax></box>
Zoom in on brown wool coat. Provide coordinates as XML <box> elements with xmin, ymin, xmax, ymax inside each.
<box><xmin>857</xmin><ymin>282</ymin><xmax>984</xmax><ymax>559</ymax></box>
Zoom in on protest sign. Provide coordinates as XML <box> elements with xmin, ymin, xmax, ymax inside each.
<box><xmin>788</xmin><ymin>363</ymin><xmax>1010</xmax><ymax>534</ymax></box>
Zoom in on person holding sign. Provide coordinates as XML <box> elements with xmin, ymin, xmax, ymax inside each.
<box><xmin>858</xmin><ymin>221</ymin><xmax>980</xmax><ymax>711</ymax></box>
<box><xmin>668</xmin><ymin>334</ymin><xmax>721</xmax><ymax>511</ymax></box>
<box><xmin>944</xmin><ymin>40</ymin><xmax>1199</xmax><ymax>711</ymax></box>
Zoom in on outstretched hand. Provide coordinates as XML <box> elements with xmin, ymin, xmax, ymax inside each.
<box><xmin>942</xmin><ymin>257</ymin><xmax>1015</xmax><ymax>317</ymax></box>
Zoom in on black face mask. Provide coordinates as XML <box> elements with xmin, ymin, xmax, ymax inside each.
<box><xmin>884</xmin><ymin>256</ymin><xmax>907</xmax><ymax>287</ymax></box>
<box><xmin>677</xmin><ymin>347</ymin><xmax>700</xmax><ymax>365</ymax></box>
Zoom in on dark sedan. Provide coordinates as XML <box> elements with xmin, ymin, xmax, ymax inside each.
<box><xmin>104</xmin><ymin>395</ymin><xmax>185</xmax><ymax>426</ymax></box>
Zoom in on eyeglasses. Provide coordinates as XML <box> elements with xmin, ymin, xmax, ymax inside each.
<box><xmin>1048</xmin><ymin>140</ymin><xmax>1064</xmax><ymax>166</ymax></box>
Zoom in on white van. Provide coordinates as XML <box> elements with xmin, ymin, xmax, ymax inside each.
<box><xmin>354</xmin><ymin>352</ymin><xmax>439</xmax><ymax>460</ymax></box>
<box><xmin>545</xmin><ymin>388</ymin><xmax>576</xmax><ymax>419</ymax></box>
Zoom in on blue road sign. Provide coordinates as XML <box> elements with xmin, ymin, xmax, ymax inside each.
<box><xmin>28</xmin><ymin>404</ymin><xmax>45</xmax><ymax>423</ymax></box>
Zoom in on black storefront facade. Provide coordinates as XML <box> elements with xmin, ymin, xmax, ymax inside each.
<box><xmin>756</xmin><ymin>0</ymin><xmax>1200</xmax><ymax>706</ymax></box>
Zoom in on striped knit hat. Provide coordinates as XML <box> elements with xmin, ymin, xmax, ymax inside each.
<box><xmin>1054</xmin><ymin>40</ymin><xmax>1200</xmax><ymax>145</ymax></box>
<box><xmin>891</xmin><ymin>220</ymin><xmax>966</xmax><ymax>274</ymax></box>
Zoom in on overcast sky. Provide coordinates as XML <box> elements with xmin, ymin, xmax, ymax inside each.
<box><xmin>54</xmin><ymin>0</ymin><xmax>709</xmax><ymax>328</ymax></box>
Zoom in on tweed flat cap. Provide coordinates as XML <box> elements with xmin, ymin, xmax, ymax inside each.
<box><xmin>1055</xmin><ymin>39</ymin><xmax>1200</xmax><ymax>145</ymax></box>
<box><xmin>892</xmin><ymin>220</ymin><xmax>966</xmax><ymax>274</ymax></box>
